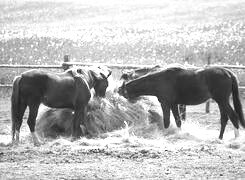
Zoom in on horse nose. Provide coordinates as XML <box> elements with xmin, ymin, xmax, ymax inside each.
<box><xmin>98</xmin><ymin>91</ymin><xmax>106</xmax><ymax>98</ymax></box>
<box><xmin>101</xmin><ymin>91</ymin><xmax>106</xmax><ymax>97</ymax></box>
<box><xmin>118</xmin><ymin>87</ymin><xmax>122</xmax><ymax>95</ymax></box>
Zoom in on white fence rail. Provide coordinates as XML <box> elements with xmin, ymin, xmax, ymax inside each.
<box><xmin>1</xmin><ymin>56</ymin><xmax>245</xmax><ymax>113</ymax></box>
<box><xmin>1</xmin><ymin>56</ymin><xmax>245</xmax><ymax>90</ymax></box>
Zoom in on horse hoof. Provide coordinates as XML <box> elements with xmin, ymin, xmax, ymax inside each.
<box><xmin>210</xmin><ymin>138</ymin><xmax>223</xmax><ymax>144</ymax></box>
<box><xmin>10</xmin><ymin>140</ymin><xmax>19</xmax><ymax>146</ymax></box>
<box><xmin>176</xmin><ymin>122</ymin><xmax>181</xmax><ymax>128</ymax></box>
<box><xmin>33</xmin><ymin>139</ymin><xmax>45</xmax><ymax>146</ymax></box>
<box><xmin>34</xmin><ymin>143</ymin><xmax>40</xmax><ymax>147</ymax></box>
<box><xmin>33</xmin><ymin>141</ymin><xmax>42</xmax><ymax>147</ymax></box>
<box><xmin>71</xmin><ymin>136</ymin><xmax>79</xmax><ymax>142</ymax></box>
<box><xmin>176</xmin><ymin>127</ymin><xmax>182</xmax><ymax>133</ymax></box>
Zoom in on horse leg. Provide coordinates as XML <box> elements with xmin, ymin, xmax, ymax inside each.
<box><xmin>223</xmin><ymin>103</ymin><xmax>240</xmax><ymax>138</ymax></box>
<box><xmin>160</xmin><ymin>101</ymin><xmax>171</xmax><ymax>129</ymax></box>
<box><xmin>72</xmin><ymin>106</ymin><xmax>84</xmax><ymax>139</ymax></box>
<box><xmin>217</xmin><ymin>103</ymin><xmax>229</xmax><ymax>140</ymax></box>
<box><xmin>171</xmin><ymin>104</ymin><xmax>181</xmax><ymax>128</ymax></box>
<box><xmin>27</xmin><ymin>102</ymin><xmax>41</xmax><ymax>146</ymax></box>
<box><xmin>14</xmin><ymin>101</ymin><xmax>27</xmax><ymax>144</ymax></box>
<box><xmin>80</xmin><ymin>106</ymin><xmax>89</xmax><ymax>136</ymax></box>
<box><xmin>179</xmin><ymin>104</ymin><xmax>186</xmax><ymax>121</ymax></box>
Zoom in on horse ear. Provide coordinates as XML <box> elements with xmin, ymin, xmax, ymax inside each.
<box><xmin>122</xmin><ymin>81</ymin><xmax>126</xmax><ymax>88</ymax></box>
<box><xmin>100</xmin><ymin>72</ymin><xmax>107</xmax><ymax>79</ymax></box>
<box><xmin>107</xmin><ymin>70</ymin><xmax>112</xmax><ymax>78</ymax></box>
<box><xmin>99</xmin><ymin>70</ymin><xmax>112</xmax><ymax>79</ymax></box>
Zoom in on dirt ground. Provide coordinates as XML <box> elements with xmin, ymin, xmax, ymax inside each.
<box><xmin>0</xmin><ymin>97</ymin><xmax>245</xmax><ymax>179</ymax></box>
<box><xmin>0</xmin><ymin>141</ymin><xmax>244</xmax><ymax>179</ymax></box>
<box><xmin>1</xmin><ymin>0</ymin><xmax>245</xmax><ymax>179</ymax></box>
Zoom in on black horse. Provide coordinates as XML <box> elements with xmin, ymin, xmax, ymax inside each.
<box><xmin>11</xmin><ymin>66</ymin><xmax>111</xmax><ymax>145</ymax></box>
<box><xmin>118</xmin><ymin>66</ymin><xmax>245</xmax><ymax>139</ymax></box>
<box><xmin>120</xmin><ymin>64</ymin><xmax>186</xmax><ymax>121</ymax></box>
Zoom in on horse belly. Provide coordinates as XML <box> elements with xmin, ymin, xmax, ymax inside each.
<box><xmin>42</xmin><ymin>94</ymin><xmax>74</xmax><ymax>109</ymax></box>
<box><xmin>177</xmin><ymin>86</ymin><xmax>210</xmax><ymax>105</ymax></box>
<box><xmin>42</xmin><ymin>79</ymin><xmax>75</xmax><ymax>109</ymax></box>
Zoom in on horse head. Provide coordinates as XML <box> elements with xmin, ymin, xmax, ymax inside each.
<box><xmin>118</xmin><ymin>81</ymin><xmax>128</xmax><ymax>98</ymax></box>
<box><xmin>90</xmin><ymin>66</ymin><xmax>112</xmax><ymax>97</ymax></box>
<box><xmin>118</xmin><ymin>81</ymin><xmax>140</xmax><ymax>103</ymax></box>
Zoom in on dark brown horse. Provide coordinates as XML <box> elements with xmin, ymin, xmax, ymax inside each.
<box><xmin>11</xmin><ymin>66</ymin><xmax>111</xmax><ymax>145</ymax></box>
<box><xmin>120</xmin><ymin>64</ymin><xmax>186</xmax><ymax>121</ymax></box>
<box><xmin>118</xmin><ymin>66</ymin><xmax>245</xmax><ymax>139</ymax></box>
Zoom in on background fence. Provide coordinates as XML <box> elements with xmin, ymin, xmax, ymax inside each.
<box><xmin>1</xmin><ymin>55</ymin><xmax>245</xmax><ymax>113</ymax></box>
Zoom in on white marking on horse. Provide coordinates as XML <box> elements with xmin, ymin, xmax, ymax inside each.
<box><xmin>16</xmin><ymin>130</ymin><xmax>20</xmax><ymax>141</ymax></box>
<box><xmin>31</xmin><ymin>132</ymin><xmax>42</xmax><ymax>146</ymax></box>
<box><xmin>234</xmin><ymin>128</ymin><xmax>239</xmax><ymax>138</ymax></box>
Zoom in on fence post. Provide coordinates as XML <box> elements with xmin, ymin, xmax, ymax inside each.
<box><xmin>205</xmin><ymin>55</ymin><xmax>211</xmax><ymax>113</ymax></box>
<box><xmin>62</xmin><ymin>55</ymin><xmax>70</xmax><ymax>71</ymax></box>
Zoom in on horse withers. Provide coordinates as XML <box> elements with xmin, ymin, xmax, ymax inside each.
<box><xmin>118</xmin><ymin>66</ymin><xmax>245</xmax><ymax>139</ymax></box>
<box><xmin>120</xmin><ymin>64</ymin><xmax>186</xmax><ymax>121</ymax></box>
<box><xmin>11</xmin><ymin>66</ymin><xmax>112</xmax><ymax>146</ymax></box>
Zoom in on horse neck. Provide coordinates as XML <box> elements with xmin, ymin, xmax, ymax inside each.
<box><xmin>126</xmin><ymin>75</ymin><xmax>157</xmax><ymax>96</ymax></box>
<box><xmin>84</xmin><ymin>70</ymin><xmax>96</xmax><ymax>89</ymax></box>
<box><xmin>64</xmin><ymin>68</ymin><xmax>93</xmax><ymax>89</ymax></box>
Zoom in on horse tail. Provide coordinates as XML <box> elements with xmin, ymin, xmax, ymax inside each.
<box><xmin>11</xmin><ymin>76</ymin><xmax>21</xmax><ymax>140</ymax></box>
<box><xmin>229</xmin><ymin>70</ymin><xmax>245</xmax><ymax>128</ymax></box>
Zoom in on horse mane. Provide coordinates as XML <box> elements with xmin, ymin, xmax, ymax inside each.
<box><xmin>66</xmin><ymin>66</ymin><xmax>95</xmax><ymax>89</ymax></box>
<box><xmin>128</xmin><ymin>65</ymin><xmax>185</xmax><ymax>83</ymax></box>
<box><xmin>66</xmin><ymin>65</ymin><xmax>111</xmax><ymax>89</ymax></box>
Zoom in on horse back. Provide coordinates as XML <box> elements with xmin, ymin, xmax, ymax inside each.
<box><xmin>177</xmin><ymin>67</ymin><xmax>233</xmax><ymax>103</ymax></box>
<box><xmin>20</xmin><ymin>69</ymin><xmax>50</xmax><ymax>96</ymax></box>
<box><xmin>19</xmin><ymin>69</ymin><xmax>87</xmax><ymax>108</ymax></box>
<box><xmin>142</xmin><ymin>67</ymin><xmax>187</xmax><ymax>98</ymax></box>
<box><xmin>155</xmin><ymin>67</ymin><xmax>209</xmax><ymax>104</ymax></box>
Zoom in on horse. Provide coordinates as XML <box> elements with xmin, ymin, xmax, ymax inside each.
<box><xmin>11</xmin><ymin>66</ymin><xmax>112</xmax><ymax>145</ymax></box>
<box><xmin>118</xmin><ymin>66</ymin><xmax>245</xmax><ymax>139</ymax></box>
<box><xmin>120</xmin><ymin>64</ymin><xmax>187</xmax><ymax>121</ymax></box>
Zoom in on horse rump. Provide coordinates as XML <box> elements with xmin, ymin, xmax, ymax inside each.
<box><xmin>229</xmin><ymin>71</ymin><xmax>245</xmax><ymax>128</ymax></box>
